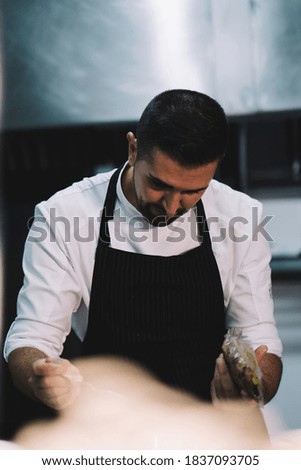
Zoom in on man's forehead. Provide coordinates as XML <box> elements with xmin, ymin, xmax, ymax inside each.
<box><xmin>135</xmin><ymin>149</ymin><xmax>218</xmax><ymax>191</ymax></box>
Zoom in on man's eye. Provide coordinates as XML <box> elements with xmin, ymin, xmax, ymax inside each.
<box><xmin>150</xmin><ymin>179</ymin><xmax>166</xmax><ymax>189</ymax></box>
<box><xmin>186</xmin><ymin>190</ymin><xmax>201</xmax><ymax>195</ymax></box>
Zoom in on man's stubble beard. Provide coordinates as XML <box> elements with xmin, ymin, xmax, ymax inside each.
<box><xmin>132</xmin><ymin>168</ymin><xmax>185</xmax><ymax>227</ymax></box>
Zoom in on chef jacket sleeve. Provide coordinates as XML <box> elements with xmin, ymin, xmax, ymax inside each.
<box><xmin>224</xmin><ymin>203</ymin><xmax>283</xmax><ymax>357</ymax></box>
<box><xmin>3</xmin><ymin>202</ymin><xmax>83</xmax><ymax>360</ymax></box>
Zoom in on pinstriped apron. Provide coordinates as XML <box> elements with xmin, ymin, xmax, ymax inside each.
<box><xmin>82</xmin><ymin>166</ymin><xmax>225</xmax><ymax>400</ymax></box>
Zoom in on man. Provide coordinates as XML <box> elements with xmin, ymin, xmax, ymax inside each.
<box><xmin>4</xmin><ymin>89</ymin><xmax>282</xmax><ymax>411</ymax></box>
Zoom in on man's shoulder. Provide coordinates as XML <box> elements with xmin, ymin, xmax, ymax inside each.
<box><xmin>38</xmin><ymin>168</ymin><xmax>117</xmax><ymax>215</ymax></box>
<box><xmin>205</xmin><ymin>179</ymin><xmax>262</xmax><ymax>218</ymax></box>
<box><xmin>205</xmin><ymin>179</ymin><xmax>261</xmax><ymax>207</ymax></box>
<box><xmin>204</xmin><ymin>180</ymin><xmax>266</xmax><ymax>256</ymax></box>
<box><xmin>49</xmin><ymin>169</ymin><xmax>116</xmax><ymax>201</ymax></box>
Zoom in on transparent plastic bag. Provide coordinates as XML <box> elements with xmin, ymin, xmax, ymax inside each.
<box><xmin>221</xmin><ymin>328</ymin><xmax>264</xmax><ymax>405</ymax></box>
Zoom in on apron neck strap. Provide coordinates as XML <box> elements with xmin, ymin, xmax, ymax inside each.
<box><xmin>99</xmin><ymin>165</ymin><xmax>123</xmax><ymax>244</ymax></box>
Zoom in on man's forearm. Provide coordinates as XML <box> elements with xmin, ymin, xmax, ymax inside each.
<box><xmin>260</xmin><ymin>352</ymin><xmax>283</xmax><ymax>404</ymax></box>
<box><xmin>8</xmin><ymin>347</ymin><xmax>47</xmax><ymax>401</ymax></box>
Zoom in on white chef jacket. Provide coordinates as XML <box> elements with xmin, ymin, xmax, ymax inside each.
<box><xmin>4</xmin><ymin>164</ymin><xmax>283</xmax><ymax>360</ymax></box>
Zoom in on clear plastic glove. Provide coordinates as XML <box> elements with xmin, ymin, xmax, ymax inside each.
<box><xmin>211</xmin><ymin>344</ymin><xmax>268</xmax><ymax>406</ymax></box>
<box><xmin>28</xmin><ymin>358</ymin><xmax>83</xmax><ymax>410</ymax></box>
<box><xmin>211</xmin><ymin>353</ymin><xmax>242</xmax><ymax>403</ymax></box>
<box><xmin>221</xmin><ymin>328</ymin><xmax>265</xmax><ymax>404</ymax></box>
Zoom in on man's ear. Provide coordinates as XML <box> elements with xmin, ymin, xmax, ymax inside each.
<box><xmin>127</xmin><ymin>132</ymin><xmax>137</xmax><ymax>166</ymax></box>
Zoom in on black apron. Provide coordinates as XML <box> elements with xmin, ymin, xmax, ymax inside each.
<box><xmin>82</xmin><ymin>166</ymin><xmax>226</xmax><ymax>401</ymax></box>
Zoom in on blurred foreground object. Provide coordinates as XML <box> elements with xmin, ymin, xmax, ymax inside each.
<box><xmin>14</xmin><ymin>356</ymin><xmax>271</xmax><ymax>450</ymax></box>
<box><xmin>272</xmin><ymin>429</ymin><xmax>301</xmax><ymax>450</ymax></box>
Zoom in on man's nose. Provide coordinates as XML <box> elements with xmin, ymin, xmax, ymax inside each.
<box><xmin>162</xmin><ymin>193</ymin><xmax>182</xmax><ymax>217</ymax></box>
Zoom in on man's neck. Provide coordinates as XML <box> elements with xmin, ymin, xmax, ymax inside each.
<box><xmin>121</xmin><ymin>163</ymin><xmax>137</xmax><ymax>208</ymax></box>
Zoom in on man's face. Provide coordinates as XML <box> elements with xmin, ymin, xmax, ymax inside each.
<box><xmin>125</xmin><ymin>133</ymin><xmax>219</xmax><ymax>226</ymax></box>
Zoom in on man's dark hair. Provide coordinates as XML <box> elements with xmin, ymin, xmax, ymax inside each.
<box><xmin>136</xmin><ymin>89</ymin><xmax>228</xmax><ymax>167</ymax></box>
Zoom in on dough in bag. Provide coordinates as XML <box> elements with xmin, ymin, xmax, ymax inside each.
<box><xmin>222</xmin><ymin>328</ymin><xmax>264</xmax><ymax>404</ymax></box>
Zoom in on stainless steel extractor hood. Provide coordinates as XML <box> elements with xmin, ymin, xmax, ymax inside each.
<box><xmin>2</xmin><ymin>0</ymin><xmax>301</xmax><ymax>129</ymax></box>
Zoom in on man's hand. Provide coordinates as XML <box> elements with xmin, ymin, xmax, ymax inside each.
<box><xmin>211</xmin><ymin>344</ymin><xmax>280</xmax><ymax>405</ymax></box>
<box><xmin>211</xmin><ymin>353</ymin><xmax>242</xmax><ymax>403</ymax></box>
<box><xmin>28</xmin><ymin>358</ymin><xmax>83</xmax><ymax>410</ymax></box>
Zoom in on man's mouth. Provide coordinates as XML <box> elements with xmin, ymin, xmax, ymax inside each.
<box><xmin>148</xmin><ymin>206</ymin><xmax>185</xmax><ymax>226</ymax></box>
